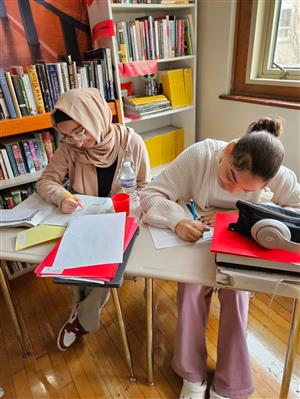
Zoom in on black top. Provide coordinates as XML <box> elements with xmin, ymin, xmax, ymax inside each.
<box><xmin>96</xmin><ymin>158</ymin><xmax>118</xmax><ymax>197</ymax></box>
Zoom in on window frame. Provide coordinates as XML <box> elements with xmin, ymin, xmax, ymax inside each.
<box><xmin>230</xmin><ymin>0</ymin><xmax>300</xmax><ymax>103</ymax></box>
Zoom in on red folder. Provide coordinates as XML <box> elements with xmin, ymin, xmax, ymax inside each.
<box><xmin>211</xmin><ymin>213</ymin><xmax>300</xmax><ymax>263</ymax></box>
<box><xmin>35</xmin><ymin>217</ymin><xmax>139</xmax><ymax>279</ymax></box>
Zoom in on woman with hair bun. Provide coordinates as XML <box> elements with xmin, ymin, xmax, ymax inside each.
<box><xmin>140</xmin><ymin>117</ymin><xmax>300</xmax><ymax>399</ymax></box>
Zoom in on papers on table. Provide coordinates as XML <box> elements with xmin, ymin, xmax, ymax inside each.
<box><xmin>52</xmin><ymin>213</ymin><xmax>126</xmax><ymax>271</ymax></box>
<box><xmin>42</xmin><ymin>195</ymin><xmax>113</xmax><ymax>226</ymax></box>
<box><xmin>148</xmin><ymin>225</ymin><xmax>214</xmax><ymax>250</ymax></box>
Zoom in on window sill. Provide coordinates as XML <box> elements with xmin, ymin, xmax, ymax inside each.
<box><xmin>219</xmin><ymin>94</ymin><xmax>300</xmax><ymax>110</ymax></box>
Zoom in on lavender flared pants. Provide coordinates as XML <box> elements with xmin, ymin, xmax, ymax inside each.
<box><xmin>172</xmin><ymin>283</ymin><xmax>254</xmax><ymax>399</ymax></box>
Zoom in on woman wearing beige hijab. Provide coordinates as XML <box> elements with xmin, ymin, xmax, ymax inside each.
<box><xmin>37</xmin><ymin>88</ymin><xmax>151</xmax><ymax>351</ymax></box>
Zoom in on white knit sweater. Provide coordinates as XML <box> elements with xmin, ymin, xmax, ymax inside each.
<box><xmin>140</xmin><ymin>139</ymin><xmax>300</xmax><ymax>231</ymax></box>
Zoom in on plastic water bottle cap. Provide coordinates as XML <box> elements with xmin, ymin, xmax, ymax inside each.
<box><xmin>123</xmin><ymin>161</ymin><xmax>131</xmax><ymax>167</ymax></box>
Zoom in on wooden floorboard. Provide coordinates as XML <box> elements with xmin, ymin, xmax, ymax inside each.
<box><xmin>0</xmin><ymin>273</ymin><xmax>299</xmax><ymax>398</ymax></box>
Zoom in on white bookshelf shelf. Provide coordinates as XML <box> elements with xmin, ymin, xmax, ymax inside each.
<box><xmin>0</xmin><ymin>169</ymin><xmax>44</xmax><ymax>190</ymax></box>
<box><xmin>157</xmin><ymin>55</ymin><xmax>195</xmax><ymax>63</ymax></box>
<box><xmin>111</xmin><ymin>3</ymin><xmax>195</xmax><ymax>11</ymax></box>
<box><xmin>124</xmin><ymin>105</ymin><xmax>195</xmax><ymax>123</ymax></box>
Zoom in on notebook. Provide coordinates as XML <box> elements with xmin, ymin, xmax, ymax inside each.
<box><xmin>211</xmin><ymin>213</ymin><xmax>300</xmax><ymax>275</ymax></box>
<box><xmin>1</xmin><ymin>193</ymin><xmax>112</xmax><ymax>228</ymax></box>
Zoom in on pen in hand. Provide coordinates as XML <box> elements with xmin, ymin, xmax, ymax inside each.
<box><xmin>186</xmin><ymin>199</ymin><xmax>201</xmax><ymax>221</ymax></box>
<box><xmin>59</xmin><ymin>188</ymin><xmax>84</xmax><ymax>208</ymax></box>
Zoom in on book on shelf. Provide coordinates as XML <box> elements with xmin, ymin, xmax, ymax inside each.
<box><xmin>116</xmin><ymin>14</ymin><xmax>194</xmax><ymax>62</ymax></box>
<box><xmin>0</xmin><ymin>184</ymin><xmax>34</xmax><ymax>209</ymax></box>
<box><xmin>0</xmin><ymin>130</ymin><xmax>57</xmax><ymax>184</ymax></box>
<box><xmin>0</xmin><ymin>51</ymin><xmax>117</xmax><ymax>120</ymax></box>
<box><xmin>11</xmin><ymin>65</ymin><xmax>38</xmax><ymax>115</ymax></box>
<box><xmin>159</xmin><ymin>68</ymin><xmax>192</xmax><ymax>108</ymax></box>
<box><xmin>35</xmin><ymin>63</ymin><xmax>53</xmax><ymax>112</ymax></box>
<box><xmin>123</xmin><ymin>95</ymin><xmax>171</xmax><ymax>117</ymax></box>
<box><xmin>142</xmin><ymin>125</ymin><xmax>184</xmax><ymax>167</ymax></box>
<box><xmin>11</xmin><ymin>75</ymin><xmax>30</xmax><ymax>116</ymax></box>
<box><xmin>4</xmin><ymin>71</ymin><xmax>22</xmax><ymax>118</ymax></box>
<box><xmin>0</xmin><ymin>68</ymin><xmax>17</xmax><ymax>118</ymax></box>
<box><xmin>25</xmin><ymin>65</ymin><xmax>46</xmax><ymax>114</ymax></box>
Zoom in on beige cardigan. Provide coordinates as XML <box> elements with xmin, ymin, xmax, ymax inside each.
<box><xmin>37</xmin><ymin>132</ymin><xmax>151</xmax><ymax>208</ymax></box>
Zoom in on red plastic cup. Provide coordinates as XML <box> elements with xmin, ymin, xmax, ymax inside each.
<box><xmin>112</xmin><ymin>193</ymin><xmax>130</xmax><ymax>216</ymax></box>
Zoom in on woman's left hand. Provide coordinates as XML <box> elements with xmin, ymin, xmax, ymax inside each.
<box><xmin>201</xmin><ymin>213</ymin><xmax>216</xmax><ymax>227</ymax></box>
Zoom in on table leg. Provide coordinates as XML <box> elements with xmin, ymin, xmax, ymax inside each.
<box><xmin>111</xmin><ymin>288</ymin><xmax>136</xmax><ymax>381</ymax></box>
<box><xmin>0</xmin><ymin>266</ymin><xmax>29</xmax><ymax>357</ymax></box>
<box><xmin>279</xmin><ymin>298</ymin><xmax>300</xmax><ymax>399</ymax></box>
<box><xmin>146</xmin><ymin>277</ymin><xmax>154</xmax><ymax>386</ymax></box>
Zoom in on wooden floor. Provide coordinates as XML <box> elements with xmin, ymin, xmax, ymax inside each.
<box><xmin>0</xmin><ymin>273</ymin><xmax>299</xmax><ymax>399</ymax></box>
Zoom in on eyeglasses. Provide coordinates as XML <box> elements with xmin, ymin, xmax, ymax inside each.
<box><xmin>60</xmin><ymin>128</ymin><xmax>87</xmax><ymax>145</ymax></box>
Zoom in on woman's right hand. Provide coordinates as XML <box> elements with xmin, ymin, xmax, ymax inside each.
<box><xmin>175</xmin><ymin>219</ymin><xmax>210</xmax><ymax>242</ymax></box>
<box><xmin>60</xmin><ymin>197</ymin><xmax>79</xmax><ymax>214</ymax></box>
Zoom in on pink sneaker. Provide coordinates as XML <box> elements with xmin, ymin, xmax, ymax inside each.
<box><xmin>179</xmin><ymin>379</ymin><xmax>207</xmax><ymax>399</ymax></box>
<box><xmin>57</xmin><ymin>306</ymin><xmax>87</xmax><ymax>351</ymax></box>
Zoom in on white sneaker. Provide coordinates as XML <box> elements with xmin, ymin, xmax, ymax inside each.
<box><xmin>179</xmin><ymin>378</ymin><xmax>207</xmax><ymax>399</ymax></box>
<box><xmin>209</xmin><ymin>386</ymin><xmax>230</xmax><ymax>399</ymax></box>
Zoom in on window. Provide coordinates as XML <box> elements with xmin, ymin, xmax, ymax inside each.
<box><xmin>227</xmin><ymin>0</ymin><xmax>300</xmax><ymax>105</ymax></box>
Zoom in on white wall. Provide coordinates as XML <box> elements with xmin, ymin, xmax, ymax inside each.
<box><xmin>196</xmin><ymin>0</ymin><xmax>300</xmax><ymax>178</ymax></box>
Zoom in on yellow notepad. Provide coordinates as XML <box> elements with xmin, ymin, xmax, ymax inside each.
<box><xmin>15</xmin><ymin>225</ymin><xmax>66</xmax><ymax>251</ymax></box>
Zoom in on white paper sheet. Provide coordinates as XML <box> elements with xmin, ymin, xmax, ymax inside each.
<box><xmin>41</xmin><ymin>195</ymin><xmax>113</xmax><ymax>226</ymax></box>
<box><xmin>0</xmin><ymin>208</ymin><xmax>39</xmax><ymax>223</ymax></box>
<box><xmin>148</xmin><ymin>225</ymin><xmax>214</xmax><ymax>250</ymax></box>
<box><xmin>52</xmin><ymin>213</ymin><xmax>126</xmax><ymax>270</ymax></box>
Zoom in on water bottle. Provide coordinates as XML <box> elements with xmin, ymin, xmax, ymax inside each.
<box><xmin>119</xmin><ymin>160</ymin><xmax>139</xmax><ymax>209</ymax></box>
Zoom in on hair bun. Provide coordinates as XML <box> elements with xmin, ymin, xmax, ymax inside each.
<box><xmin>247</xmin><ymin>117</ymin><xmax>283</xmax><ymax>137</ymax></box>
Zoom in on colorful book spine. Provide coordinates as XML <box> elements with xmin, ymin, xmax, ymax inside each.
<box><xmin>35</xmin><ymin>63</ymin><xmax>53</xmax><ymax>112</ymax></box>
<box><xmin>0</xmin><ymin>153</ymin><xmax>8</xmax><ymax>179</ymax></box>
<box><xmin>60</xmin><ymin>62</ymin><xmax>70</xmax><ymax>91</ymax></box>
<box><xmin>0</xmin><ymin>87</ymin><xmax>9</xmax><ymax>119</ymax></box>
<box><xmin>34</xmin><ymin>133</ymin><xmax>48</xmax><ymax>168</ymax></box>
<box><xmin>4</xmin><ymin>144</ymin><xmax>20</xmax><ymax>176</ymax></box>
<box><xmin>45</xmin><ymin>63</ymin><xmax>61</xmax><ymax>105</ymax></box>
<box><xmin>22</xmin><ymin>73</ymin><xmax>38</xmax><ymax>115</ymax></box>
<box><xmin>11</xmin><ymin>143</ymin><xmax>27</xmax><ymax>174</ymax></box>
<box><xmin>11</xmin><ymin>75</ymin><xmax>28</xmax><ymax>116</ymax></box>
<box><xmin>4</xmin><ymin>71</ymin><xmax>22</xmax><ymax>117</ymax></box>
<box><xmin>20</xmin><ymin>141</ymin><xmax>36</xmax><ymax>173</ymax></box>
<box><xmin>25</xmin><ymin>65</ymin><xmax>46</xmax><ymax>114</ymax></box>
<box><xmin>43</xmin><ymin>132</ymin><xmax>55</xmax><ymax>161</ymax></box>
<box><xmin>0</xmin><ymin>149</ymin><xmax>14</xmax><ymax>178</ymax></box>
<box><xmin>28</xmin><ymin>139</ymin><xmax>41</xmax><ymax>171</ymax></box>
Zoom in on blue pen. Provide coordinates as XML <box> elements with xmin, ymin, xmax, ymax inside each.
<box><xmin>190</xmin><ymin>199</ymin><xmax>197</xmax><ymax>221</ymax></box>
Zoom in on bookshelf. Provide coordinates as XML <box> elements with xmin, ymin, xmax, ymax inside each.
<box><xmin>87</xmin><ymin>0</ymin><xmax>197</xmax><ymax>155</ymax></box>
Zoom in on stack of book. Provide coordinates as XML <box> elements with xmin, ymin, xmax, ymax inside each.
<box><xmin>116</xmin><ymin>14</ymin><xmax>193</xmax><ymax>62</ymax></box>
<box><xmin>159</xmin><ymin>68</ymin><xmax>192</xmax><ymax>108</ymax></box>
<box><xmin>123</xmin><ymin>94</ymin><xmax>171</xmax><ymax>118</ymax></box>
<box><xmin>0</xmin><ymin>48</ymin><xmax>115</xmax><ymax>120</ymax></box>
<box><xmin>142</xmin><ymin>125</ymin><xmax>184</xmax><ymax>167</ymax></box>
<box><xmin>0</xmin><ymin>184</ymin><xmax>35</xmax><ymax>209</ymax></box>
<box><xmin>0</xmin><ymin>131</ymin><xmax>56</xmax><ymax>181</ymax></box>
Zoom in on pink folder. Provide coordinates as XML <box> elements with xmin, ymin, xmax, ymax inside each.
<box><xmin>211</xmin><ymin>212</ymin><xmax>300</xmax><ymax>264</ymax></box>
<box><xmin>35</xmin><ymin>217</ymin><xmax>139</xmax><ymax>279</ymax></box>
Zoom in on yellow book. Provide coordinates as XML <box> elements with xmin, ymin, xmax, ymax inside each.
<box><xmin>161</xmin><ymin>131</ymin><xmax>176</xmax><ymax>164</ymax></box>
<box><xmin>120</xmin><ymin>44</ymin><xmax>128</xmax><ymax>63</ymax></box>
<box><xmin>175</xmin><ymin>128</ymin><xmax>184</xmax><ymax>156</ymax></box>
<box><xmin>129</xmin><ymin>95</ymin><xmax>167</xmax><ymax>106</ymax></box>
<box><xmin>144</xmin><ymin>135</ymin><xmax>162</xmax><ymax>167</ymax></box>
<box><xmin>15</xmin><ymin>224</ymin><xmax>66</xmax><ymax>251</ymax></box>
<box><xmin>184</xmin><ymin>68</ymin><xmax>193</xmax><ymax>105</ymax></box>
<box><xmin>25</xmin><ymin>65</ymin><xmax>45</xmax><ymax>114</ymax></box>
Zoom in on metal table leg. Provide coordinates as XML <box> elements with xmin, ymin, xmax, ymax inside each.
<box><xmin>145</xmin><ymin>277</ymin><xmax>154</xmax><ymax>386</ymax></box>
<box><xmin>0</xmin><ymin>265</ymin><xmax>29</xmax><ymax>357</ymax></box>
<box><xmin>279</xmin><ymin>298</ymin><xmax>300</xmax><ymax>399</ymax></box>
<box><xmin>111</xmin><ymin>288</ymin><xmax>136</xmax><ymax>381</ymax></box>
